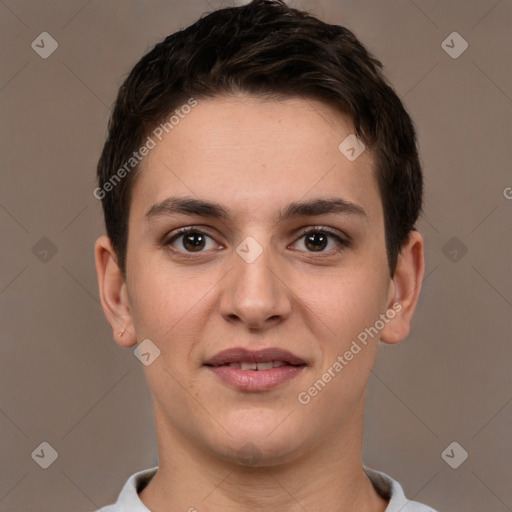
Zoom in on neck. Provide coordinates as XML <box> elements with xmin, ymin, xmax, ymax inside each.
<box><xmin>140</xmin><ymin>398</ymin><xmax>387</xmax><ymax>512</ymax></box>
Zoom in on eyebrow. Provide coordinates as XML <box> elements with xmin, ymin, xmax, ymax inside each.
<box><xmin>145</xmin><ymin>196</ymin><xmax>367</xmax><ymax>222</ymax></box>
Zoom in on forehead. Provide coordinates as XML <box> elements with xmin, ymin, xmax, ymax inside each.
<box><xmin>129</xmin><ymin>94</ymin><xmax>381</xmax><ymax>224</ymax></box>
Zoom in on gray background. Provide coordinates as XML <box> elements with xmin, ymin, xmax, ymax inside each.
<box><xmin>0</xmin><ymin>0</ymin><xmax>511</xmax><ymax>510</ymax></box>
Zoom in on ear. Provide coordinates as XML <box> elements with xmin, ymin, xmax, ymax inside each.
<box><xmin>380</xmin><ymin>230</ymin><xmax>425</xmax><ymax>345</ymax></box>
<box><xmin>94</xmin><ymin>235</ymin><xmax>137</xmax><ymax>347</ymax></box>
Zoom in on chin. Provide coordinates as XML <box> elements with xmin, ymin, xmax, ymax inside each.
<box><xmin>207</xmin><ymin>410</ymin><xmax>310</xmax><ymax>468</ymax></box>
<box><xmin>215</xmin><ymin>438</ymin><xmax>304</xmax><ymax>469</ymax></box>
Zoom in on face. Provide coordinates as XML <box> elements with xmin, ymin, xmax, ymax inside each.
<box><xmin>104</xmin><ymin>94</ymin><xmax>405</xmax><ymax>465</ymax></box>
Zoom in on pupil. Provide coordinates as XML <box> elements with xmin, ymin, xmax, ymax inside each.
<box><xmin>184</xmin><ymin>233</ymin><xmax>205</xmax><ymax>251</ymax></box>
<box><xmin>306</xmin><ymin>232</ymin><xmax>327</xmax><ymax>251</ymax></box>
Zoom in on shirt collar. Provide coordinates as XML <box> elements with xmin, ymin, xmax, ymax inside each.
<box><xmin>108</xmin><ymin>465</ymin><xmax>433</xmax><ymax>511</ymax></box>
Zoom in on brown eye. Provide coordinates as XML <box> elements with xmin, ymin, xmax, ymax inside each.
<box><xmin>166</xmin><ymin>229</ymin><xmax>218</xmax><ymax>253</ymax></box>
<box><xmin>292</xmin><ymin>227</ymin><xmax>349</xmax><ymax>253</ymax></box>
<box><xmin>181</xmin><ymin>232</ymin><xmax>206</xmax><ymax>252</ymax></box>
<box><xmin>304</xmin><ymin>232</ymin><xmax>328</xmax><ymax>251</ymax></box>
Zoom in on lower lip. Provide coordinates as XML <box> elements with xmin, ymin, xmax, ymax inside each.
<box><xmin>206</xmin><ymin>365</ymin><xmax>305</xmax><ymax>391</ymax></box>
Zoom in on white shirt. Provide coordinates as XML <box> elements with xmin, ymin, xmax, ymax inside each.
<box><xmin>96</xmin><ymin>466</ymin><xmax>438</xmax><ymax>511</ymax></box>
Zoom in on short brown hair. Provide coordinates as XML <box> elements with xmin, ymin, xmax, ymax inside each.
<box><xmin>96</xmin><ymin>0</ymin><xmax>422</xmax><ymax>276</ymax></box>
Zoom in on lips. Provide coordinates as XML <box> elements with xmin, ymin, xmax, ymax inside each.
<box><xmin>204</xmin><ymin>347</ymin><xmax>307</xmax><ymax>392</ymax></box>
<box><xmin>204</xmin><ymin>347</ymin><xmax>306</xmax><ymax>368</ymax></box>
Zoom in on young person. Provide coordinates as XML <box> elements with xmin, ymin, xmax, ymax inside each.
<box><xmin>94</xmin><ymin>1</ymin><xmax>436</xmax><ymax>510</ymax></box>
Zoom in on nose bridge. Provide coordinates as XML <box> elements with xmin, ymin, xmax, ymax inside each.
<box><xmin>220</xmin><ymin>238</ymin><xmax>291</xmax><ymax>329</ymax></box>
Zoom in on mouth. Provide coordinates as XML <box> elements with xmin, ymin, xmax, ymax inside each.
<box><xmin>218</xmin><ymin>360</ymin><xmax>296</xmax><ymax>370</ymax></box>
<box><xmin>204</xmin><ymin>347</ymin><xmax>307</xmax><ymax>391</ymax></box>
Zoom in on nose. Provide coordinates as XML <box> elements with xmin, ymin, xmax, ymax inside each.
<box><xmin>219</xmin><ymin>245</ymin><xmax>292</xmax><ymax>331</ymax></box>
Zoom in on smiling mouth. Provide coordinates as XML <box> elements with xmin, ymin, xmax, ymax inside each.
<box><xmin>203</xmin><ymin>348</ymin><xmax>307</xmax><ymax>391</ymax></box>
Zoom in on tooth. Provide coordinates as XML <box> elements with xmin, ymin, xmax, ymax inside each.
<box><xmin>241</xmin><ymin>362</ymin><xmax>257</xmax><ymax>370</ymax></box>
<box><xmin>256</xmin><ymin>362</ymin><xmax>273</xmax><ymax>371</ymax></box>
<box><xmin>272</xmin><ymin>361</ymin><xmax>285</xmax><ymax>368</ymax></box>
<box><xmin>228</xmin><ymin>362</ymin><xmax>241</xmax><ymax>369</ymax></box>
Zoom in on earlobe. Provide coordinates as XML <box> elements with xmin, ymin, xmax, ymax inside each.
<box><xmin>380</xmin><ymin>230</ymin><xmax>425</xmax><ymax>345</ymax></box>
<box><xmin>94</xmin><ymin>235</ymin><xmax>137</xmax><ymax>347</ymax></box>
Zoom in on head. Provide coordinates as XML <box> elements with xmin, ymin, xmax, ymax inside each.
<box><xmin>95</xmin><ymin>0</ymin><xmax>424</xmax><ymax>467</ymax></box>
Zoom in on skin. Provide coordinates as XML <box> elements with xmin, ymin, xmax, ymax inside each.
<box><xmin>95</xmin><ymin>94</ymin><xmax>424</xmax><ymax>512</ymax></box>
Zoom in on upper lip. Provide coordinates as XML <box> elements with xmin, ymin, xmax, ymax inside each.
<box><xmin>204</xmin><ymin>347</ymin><xmax>306</xmax><ymax>367</ymax></box>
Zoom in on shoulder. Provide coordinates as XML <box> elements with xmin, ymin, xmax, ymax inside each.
<box><xmin>364</xmin><ymin>466</ymin><xmax>439</xmax><ymax>512</ymax></box>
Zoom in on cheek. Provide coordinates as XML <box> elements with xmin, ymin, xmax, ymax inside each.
<box><xmin>293</xmin><ymin>262</ymin><xmax>390</xmax><ymax>344</ymax></box>
<box><xmin>127</xmin><ymin>260</ymin><xmax>219</xmax><ymax>347</ymax></box>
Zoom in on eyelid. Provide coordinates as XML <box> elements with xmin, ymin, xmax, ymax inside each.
<box><xmin>163</xmin><ymin>226</ymin><xmax>221</xmax><ymax>247</ymax></box>
<box><xmin>294</xmin><ymin>225</ymin><xmax>350</xmax><ymax>241</ymax></box>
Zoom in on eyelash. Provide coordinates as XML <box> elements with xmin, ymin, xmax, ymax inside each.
<box><xmin>163</xmin><ymin>226</ymin><xmax>350</xmax><ymax>258</ymax></box>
